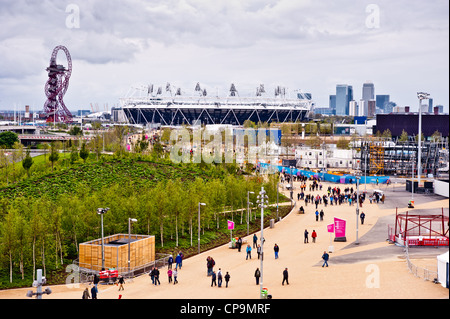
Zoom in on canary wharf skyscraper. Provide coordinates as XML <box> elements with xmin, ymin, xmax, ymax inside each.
<box><xmin>361</xmin><ymin>82</ymin><xmax>375</xmax><ymax>116</ymax></box>
<box><xmin>335</xmin><ymin>84</ymin><xmax>353</xmax><ymax>115</ymax></box>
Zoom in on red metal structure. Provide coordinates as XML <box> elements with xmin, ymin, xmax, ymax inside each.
<box><xmin>393</xmin><ymin>208</ymin><xmax>449</xmax><ymax>246</ymax></box>
<box><xmin>99</xmin><ymin>269</ymin><xmax>118</xmax><ymax>284</ymax></box>
<box><xmin>43</xmin><ymin>45</ymin><xmax>73</xmax><ymax>123</ymax></box>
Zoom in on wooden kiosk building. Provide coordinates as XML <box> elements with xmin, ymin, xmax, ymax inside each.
<box><xmin>79</xmin><ymin>234</ymin><xmax>155</xmax><ymax>272</ymax></box>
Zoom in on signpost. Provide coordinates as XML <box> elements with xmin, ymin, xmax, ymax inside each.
<box><xmin>228</xmin><ymin>220</ymin><xmax>235</xmax><ymax>242</ymax></box>
<box><xmin>333</xmin><ymin>217</ymin><xmax>347</xmax><ymax>242</ymax></box>
<box><xmin>327</xmin><ymin>223</ymin><xmax>334</xmax><ymax>253</ymax></box>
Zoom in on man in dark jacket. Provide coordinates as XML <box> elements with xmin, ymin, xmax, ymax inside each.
<box><xmin>224</xmin><ymin>272</ymin><xmax>230</xmax><ymax>288</ymax></box>
<box><xmin>322</xmin><ymin>251</ymin><xmax>329</xmax><ymax>267</ymax></box>
<box><xmin>254</xmin><ymin>268</ymin><xmax>261</xmax><ymax>285</ymax></box>
<box><xmin>282</xmin><ymin>268</ymin><xmax>289</xmax><ymax>285</ymax></box>
<box><xmin>154</xmin><ymin>267</ymin><xmax>160</xmax><ymax>285</ymax></box>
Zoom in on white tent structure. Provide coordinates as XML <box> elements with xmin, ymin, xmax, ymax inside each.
<box><xmin>437</xmin><ymin>251</ymin><xmax>449</xmax><ymax>288</ymax></box>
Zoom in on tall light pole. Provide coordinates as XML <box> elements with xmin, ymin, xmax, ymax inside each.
<box><xmin>276</xmin><ymin>182</ymin><xmax>280</xmax><ymax>220</ymax></box>
<box><xmin>97</xmin><ymin>207</ymin><xmax>109</xmax><ymax>270</ymax></box>
<box><xmin>198</xmin><ymin>202</ymin><xmax>206</xmax><ymax>254</ymax></box>
<box><xmin>247</xmin><ymin>191</ymin><xmax>254</xmax><ymax>236</ymax></box>
<box><xmin>355</xmin><ymin>176</ymin><xmax>361</xmax><ymax>245</ymax></box>
<box><xmin>417</xmin><ymin>92</ymin><xmax>430</xmax><ymax>186</ymax></box>
<box><xmin>128</xmin><ymin>218</ymin><xmax>137</xmax><ymax>275</ymax></box>
<box><xmin>256</xmin><ymin>187</ymin><xmax>268</xmax><ymax>299</ymax></box>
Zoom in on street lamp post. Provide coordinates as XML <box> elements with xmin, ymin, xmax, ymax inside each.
<box><xmin>97</xmin><ymin>207</ymin><xmax>109</xmax><ymax>270</ymax></box>
<box><xmin>417</xmin><ymin>92</ymin><xmax>430</xmax><ymax>187</ymax></box>
<box><xmin>128</xmin><ymin>218</ymin><xmax>137</xmax><ymax>275</ymax></box>
<box><xmin>247</xmin><ymin>191</ymin><xmax>254</xmax><ymax>236</ymax></box>
<box><xmin>256</xmin><ymin>187</ymin><xmax>268</xmax><ymax>299</ymax></box>
<box><xmin>355</xmin><ymin>176</ymin><xmax>361</xmax><ymax>245</ymax></box>
<box><xmin>198</xmin><ymin>202</ymin><xmax>206</xmax><ymax>254</ymax></box>
<box><xmin>276</xmin><ymin>182</ymin><xmax>280</xmax><ymax>221</ymax></box>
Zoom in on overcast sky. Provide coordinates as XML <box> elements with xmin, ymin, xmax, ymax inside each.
<box><xmin>0</xmin><ymin>0</ymin><xmax>448</xmax><ymax>113</ymax></box>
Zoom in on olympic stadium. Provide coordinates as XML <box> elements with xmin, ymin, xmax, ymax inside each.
<box><xmin>119</xmin><ymin>83</ymin><xmax>313</xmax><ymax>126</ymax></box>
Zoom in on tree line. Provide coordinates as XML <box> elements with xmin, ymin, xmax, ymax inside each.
<box><xmin>0</xmin><ymin>157</ymin><xmax>280</xmax><ymax>287</ymax></box>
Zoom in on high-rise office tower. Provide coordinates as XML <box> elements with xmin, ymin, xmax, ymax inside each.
<box><xmin>329</xmin><ymin>95</ymin><xmax>336</xmax><ymax>110</ymax></box>
<box><xmin>428</xmin><ymin>98</ymin><xmax>433</xmax><ymax>113</ymax></box>
<box><xmin>376</xmin><ymin>95</ymin><xmax>390</xmax><ymax>113</ymax></box>
<box><xmin>368</xmin><ymin>100</ymin><xmax>376</xmax><ymax>117</ymax></box>
<box><xmin>362</xmin><ymin>82</ymin><xmax>375</xmax><ymax>102</ymax></box>
<box><xmin>359</xmin><ymin>99</ymin><xmax>366</xmax><ymax>116</ymax></box>
<box><xmin>349</xmin><ymin>100</ymin><xmax>358</xmax><ymax>116</ymax></box>
<box><xmin>335</xmin><ymin>84</ymin><xmax>353</xmax><ymax>115</ymax></box>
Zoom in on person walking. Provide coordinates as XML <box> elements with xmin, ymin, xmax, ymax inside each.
<box><xmin>173</xmin><ymin>268</ymin><xmax>178</xmax><ymax>284</ymax></box>
<box><xmin>304</xmin><ymin>229</ymin><xmax>309</xmax><ymax>243</ymax></box>
<box><xmin>118</xmin><ymin>275</ymin><xmax>125</xmax><ymax>291</ymax></box>
<box><xmin>322</xmin><ymin>251</ymin><xmax>329</xmax><ymax>267</ymax></box>
<box><xmin>315</xmin><ymin>210</ymin><xmax>319</xmax><ymax>221</ymax></box>
<box><xmin>254</xmin><ymin>268</ymin><xmax>261</xmax><ymax>285</ymax></box>
<box><xmin>217</xmin><ymin>268</ymin><xmax>223</xmax><ymax>287</ymax></box>
<box><xmin>246</xmin><ymin>245</ymin><xmax>252</xmax><ymax>260</ymax></box>
<box><xmin>168</xmin><ymin>269</ymin><xmax>173</xmax><ymax>283</ymax></box>
<box><xmin>360</xmin><ymin>212</ymin><xmax>366</xmax><ymax>225</ymax></box>
<box><xmin>282</xmin><ymin>268</ymin><xmax>289</xmax><ymax>285</ymax></box>
<box><xmin>257</xmin><ymin>244</ymin><xmax>261</xmax><ymax>259</ymax></box>
<box><xmin>319</xmin><ymin>209</ymin><xmax>324</xmax><ymax>221</ymax></box>
<box><xmin>224</xmin><ymin>272</ymin><xmax>230</xmax><ymax>288</ymax></box>
<box><xmin>253</xmin><ymin>233</ymin><xmax>258</xmax><ymax>248</ymax></box>
<box><xmin>168</xmin><ymin>255</ymin><xmax>173</xmax><ymax>270</ymax></box>
<box><xmin>149</xmin><ymin>267</ymin><xmax>155</xmax><ymax>284</ymax></box>
<box><xmin>274</xmin><ymin>243</ymin><xmax>279</xmax><ymax>259</ymax></box>
<box><xmin>154</xmin><ymin>267</ymin><xmax>161</xmax><ymax>285</ymax></box>
<box><xmin>211</xmin><ymin>271</ymin><xmax>217</xmax><ymax>287</ymax></box>
<box><xmin>91</xmin><ymin>285</ymin><xmax>98</xmax><ymax>299</ymax></box>
<box><xmin>93</xmin><ymin>274</ymin><xmax>99</xmax><ymax>288</ymax></box>
<box><xmin>237</xmin><ymin>237</ymin><xmax>243</xmax><ymax>252</ymax></box>
<box><xmin>175</xmin><ymin>253</ymin><xmax>182</xmax><ymax>269</ymax></box>
<box><xmin>311</xmin><ymin>230</ymin><xmax>317</xmax><ymax>243</ymax></box>
<box><xmin>82</xmin><ymin>287</ymin><xmax>90</xmax><ymax>299</ymax></box>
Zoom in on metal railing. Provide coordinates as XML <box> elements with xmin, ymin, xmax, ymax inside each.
<box><xmin>404</xmin><ymin>243</ymin><xmax>438</xmax><ymax>282</ymax></box>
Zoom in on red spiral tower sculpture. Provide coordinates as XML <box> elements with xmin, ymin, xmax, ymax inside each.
<box><xmin>44</xmin><ymin>45</ymin><xmax>73</xmax><ymax>123</ymax></box>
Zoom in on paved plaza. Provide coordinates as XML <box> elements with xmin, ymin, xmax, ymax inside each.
<box><xmin>1</xmin><ymin>180</ymin><xmax>448</xmax><ymax>300</ymax></box>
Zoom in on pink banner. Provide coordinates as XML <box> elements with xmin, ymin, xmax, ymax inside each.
<box><xmin>334</xmin><ymin>217</ymin><xmax>346</xmax><ymax>238</ymax></box>
<box><xmin>227</xmin><ymin>220</ymin><xmax>235</xmax><ymax>230</ymax></box>
<box><xmin>327</xmin><ymin>224</ymin><xmax>334</xmax><ymax>233</ymax></box>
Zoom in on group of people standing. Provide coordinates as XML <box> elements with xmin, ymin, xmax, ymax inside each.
<box><xmin>207</xmin><ymin>256</ymin><xmax>231</xmax><ymax>288</ymax></box>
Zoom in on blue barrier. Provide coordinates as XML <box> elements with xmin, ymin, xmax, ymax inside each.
<box><xmin>259</xmin><ymin>162</ymin><xmax>390</xmax><ymax>184</ymax></box>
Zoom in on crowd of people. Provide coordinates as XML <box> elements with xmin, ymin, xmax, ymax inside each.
<box><xmin>85</xmin><ymin>173</ymin><xmax>378</xmax><ymax>298</ymax></box>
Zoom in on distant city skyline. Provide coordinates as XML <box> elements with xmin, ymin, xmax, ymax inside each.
<box><xmin>0</xmin><ymin>0</ymin><xmax>448</xmax><ymax>114</ymax></box>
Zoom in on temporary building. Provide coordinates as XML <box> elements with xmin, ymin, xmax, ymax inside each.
<box><xmin>437</xmin><ymin>251</ymin><xmax>449</xmax><ymax>288</ymax></box>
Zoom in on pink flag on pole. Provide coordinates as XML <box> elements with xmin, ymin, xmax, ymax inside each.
<box><xmin>227</xmin><ymin>220</ymin><xmax>235</xmax><ymax>230</ymax></box>
<box><xmin>334</xmin><ymin>217</ymin><xmax>346</xmax><ymax>238</ymax></box>
<box><xmin>327</xmin><ymin>224</ymin><xmax>334</xmax><ymax>233</ymax></box>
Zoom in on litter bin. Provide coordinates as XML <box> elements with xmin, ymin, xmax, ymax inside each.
<box><xmin>231</xmin><ymin>237</ymin><xmax>236</xmax><ymax>248</ymax></box>
<box><xmin>261</xmin><ymin>288</ymin><xmax>268</xmax><ymax>299</ymax></box>
<box><xmin>270</xmin><ymin>219</ymin><xmax>275</xmax><ymax>228</ymax></box>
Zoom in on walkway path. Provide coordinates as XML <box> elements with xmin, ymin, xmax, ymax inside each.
<box><xmin>1</xmin><ymin>180</ymin><xmax>448</xmax><ymax>299</ymax></box>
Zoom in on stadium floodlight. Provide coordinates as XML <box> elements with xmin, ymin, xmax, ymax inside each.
<box><xmin>128</xmin><ymin>218</ymin><xmax>138</xmax><ymax>274</ymax></box>
<box><xmin>416</xmin><ymin>92</ymin><xmax>430</xmax><ymax>186</ymax></box>
<box><xmin>97</xmin><ymin>208</ymin><xmax>109</xmax><ymax>270</ymax></box>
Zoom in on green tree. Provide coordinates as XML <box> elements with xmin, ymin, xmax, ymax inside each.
<box><xmin>0</xmin><ymin>131</ymin><xmax>19</xmax><ymax>148</ymax></box>
<box><xmin>79</xmin><ymin>142</ymin><xmax>89</xmax><ymax>163</ymax></box>
<box><xmin>336</xmin><ymin>137</ymin><xmax>349</xmax><ymax>149</ymax></box>
<box><xmin>22</xmin><ymin>147</ymin><xmax>33</xmax><ymax>177</ymax></box>
<box><xmin>70</xmin><ymin>145</ymin><xmax>79</xmax><ymax>164</ymax></box>
<box><xmin>68</xmin><ymin>126</ymin><xmax>83</xmax><ymax>136</ymax></box>
<box><xmin>398</xmin><ymin>129</ymin><xmax>409</xmax><ymax>142</ymax></box>
<box><xmin>48</xmin><ymin>142</ymin><xmax>59</xmax><ymax>170</ymax></box>
<box><xmin>0</xmin><ymin>209</ymin><xmax>18</xmax><ymax>283</ymax></box>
